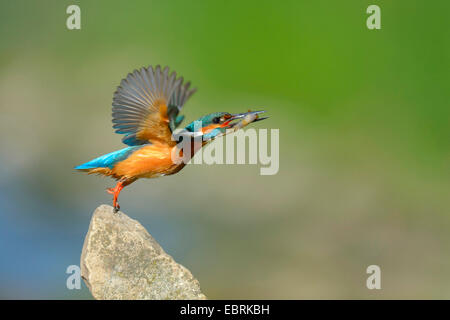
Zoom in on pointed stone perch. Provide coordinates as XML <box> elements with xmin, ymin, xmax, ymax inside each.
<box><xmin>81</xmin><ymin>205</ymin><xmax>206</xmax><ymax>300</ymax></box>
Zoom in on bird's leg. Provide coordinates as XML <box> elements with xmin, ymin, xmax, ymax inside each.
<box><xmin>106</xmin><ymin>178</ymin><xmax>136</xmax><ymax>213</ymax></box>
<box><xmin>107</xmin><ymin>180</ymin><xmax>124</xmax><ymax>213</ymax></box>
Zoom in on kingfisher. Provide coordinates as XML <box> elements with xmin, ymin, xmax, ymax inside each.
<box><xmin>75</xmin><ymin>65</ymin><xmax>267</xmax><ymax>212</ymax></box>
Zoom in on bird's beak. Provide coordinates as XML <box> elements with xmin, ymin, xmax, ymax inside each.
<box><xmin>221</xmin><ymin>110</ymin><xmax>268</xmax><ymax>128</ymax></box>
<box><xmin>229</xmin><ymin>110</ymin><xmax>267</xmax><ymax>121</ymax></box>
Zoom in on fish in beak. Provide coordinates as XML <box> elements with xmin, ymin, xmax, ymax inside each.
<box><xmin>223</xmin><ymin>110</ymin><xmax>268</xmax><ymax>129</ymax></box>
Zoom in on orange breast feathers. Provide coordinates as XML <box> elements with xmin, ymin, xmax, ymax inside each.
<box><xmin>112</xmin><ymin>143</ymin><xmax>178</xmax><ymax>179</ymax></box>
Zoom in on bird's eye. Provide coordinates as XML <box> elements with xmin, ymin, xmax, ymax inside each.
<box><xmin>212</xmin><ymin>117</ymin><xmax>221</xmax><ymax>124</ymax></box>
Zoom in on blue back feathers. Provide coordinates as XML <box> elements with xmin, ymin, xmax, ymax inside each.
<box><xmin>75</xmin><ymin>146</ymin><xmax>143</xmax><ymax>170</ymax></box>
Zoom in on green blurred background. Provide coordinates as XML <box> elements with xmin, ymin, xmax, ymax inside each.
<box><xmin>0</xmin><ymin>0</ymin><xmax>449</xmax><ymax>299</ymax></box>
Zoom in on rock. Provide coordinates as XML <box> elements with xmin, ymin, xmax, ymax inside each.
<box><xmin>80</xmin><ymin>204</ymin><xmax>206</xmax><ymax>300</ymax></box>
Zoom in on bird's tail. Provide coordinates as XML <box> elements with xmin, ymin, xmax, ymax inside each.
<box><xmin>74</xmin><ymin>146</ymin><xmax>142</xmax><ymax>172</ymax></box>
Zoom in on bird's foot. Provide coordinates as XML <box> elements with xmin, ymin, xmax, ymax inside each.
<box><xmin>107</xmin><ymin>181</ymin><xmax>124</xmax><ymax>214</ymax></box>
<box><xmin>106</xmin><ymin>187</ymin><xmax>120</xmax><ymax>212</ymax></box>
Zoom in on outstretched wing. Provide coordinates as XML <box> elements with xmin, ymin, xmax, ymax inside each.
<box><xmin>167</xmin><ymin>79</ymin><xmax>197</xmax><ymax>132</ymax></box>
<box><xmin>112</xmin><ymin>65</ymin><xmax>196</xmax><ymax>146</ymax></box>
